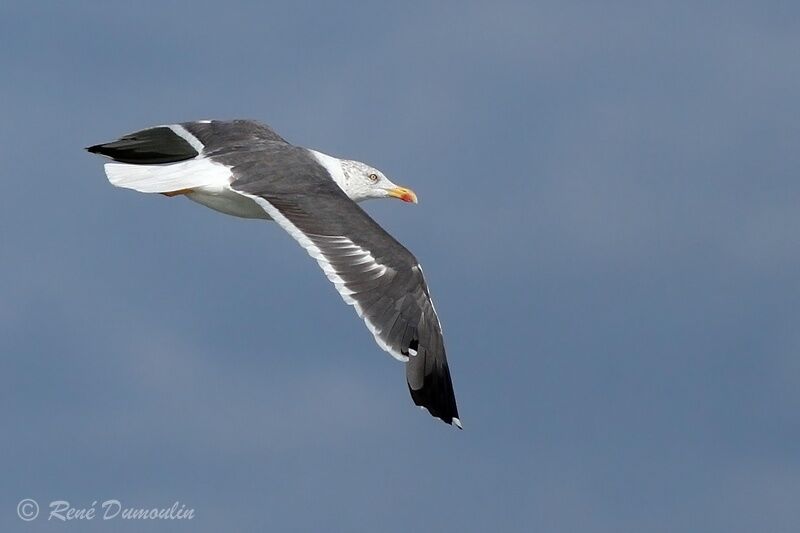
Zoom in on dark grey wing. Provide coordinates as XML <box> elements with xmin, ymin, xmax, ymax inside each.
<box><xmin>86</xmin><ymin>119</ymin><xmax>289</xmax><ymax>164</ymax></box>
<box><xmin>228</xmin><ymin>155</ymin><xmax>460</xmax><ymax>427</ymax></box>
<box><xmin>181</xmin><ymin>119</ymin><xmax>289</xmax><ymax>152</ymax></box>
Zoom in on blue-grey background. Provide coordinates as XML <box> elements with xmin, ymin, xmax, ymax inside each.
<box><xmin>2</xmin><ymin>1</ymin><xmax>799</xmax><ymax>531</ymax></box>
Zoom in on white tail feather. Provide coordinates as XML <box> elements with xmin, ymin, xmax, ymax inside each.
<box><xmin>104</xmin><ymin>158</ymin><xmax>231</xmax><ymax>194</ymax></box>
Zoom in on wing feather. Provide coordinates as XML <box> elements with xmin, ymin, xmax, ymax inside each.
<box><xmin>226</xmin><ymin>156</ymin><xmax>460</xmax><ymax>426</ymax></box>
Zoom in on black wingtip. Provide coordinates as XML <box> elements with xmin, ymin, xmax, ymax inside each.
<box><xmin>83</xmin><ymin>126</ymin><xmax>198</xmax><ymax>163</ymax></box>
<box><xmin>408</xmin><ymin>369</ymin><xmax>460</xmax><ymax>429</ymax></box>
<box><xmin>416</xmin><ymin>405</ymin><xmax>462</xmax><ymax>429</ymax></box>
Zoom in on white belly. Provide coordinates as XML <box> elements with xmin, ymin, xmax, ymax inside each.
<box><xmin>186</xmin><ymin>185</ymin><xmax>271</xmax><ymax>220</ymax></box>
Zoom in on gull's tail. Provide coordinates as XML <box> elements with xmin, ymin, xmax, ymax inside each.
<box><xmin>86</xmin><ymin>124</ymin><xmax>229</xmax><ymax>194</ymax></box>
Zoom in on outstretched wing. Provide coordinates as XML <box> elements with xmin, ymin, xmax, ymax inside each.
<box><xmin>86</xmin><ymin>119</ymin><xmax>288</xmax><ymax>197</ymax></box>
<box><xmin>87</xmin><ymin>119</ymin><xmax>288</xmax><ymax>164</ymax></box>
<box><xmin>229</xmin><ymin>154</ymin><xmax>461</xmax><ymax>427</ymax></box>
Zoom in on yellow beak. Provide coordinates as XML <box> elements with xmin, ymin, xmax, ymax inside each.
<box><xmin>387</xmin><ymin>186</ymin><xmax>418</xmax><ymax>204</ymax></box>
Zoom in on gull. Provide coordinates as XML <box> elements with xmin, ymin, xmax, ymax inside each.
<box><xmin>87</xmin><ymin>119</ymin><xmax>460</xmax><ymax>427</ymax></box>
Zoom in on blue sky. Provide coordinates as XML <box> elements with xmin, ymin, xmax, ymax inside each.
<box><xmin>2</xmin><ymin>1</ymin><xmax>799</xmax><ymax>531</ymax></box>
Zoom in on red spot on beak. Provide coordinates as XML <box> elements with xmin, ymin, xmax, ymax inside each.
<box><xmin>389</xmin><ymin>187</ymin><xmax>418</xmax><ymax>204</ymax></box>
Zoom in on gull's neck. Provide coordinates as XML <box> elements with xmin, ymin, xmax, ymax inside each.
<box><xmin>308</xmin><ymin>149</ymin><xmax>352</xmax><ymax>198</ymax></box>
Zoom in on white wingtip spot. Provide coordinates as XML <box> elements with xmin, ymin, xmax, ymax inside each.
<box><xmin>452</xmin><ymin>417</ymin><xmax>463</xmax><ymax>429</ymax></box>
<box><xmin>408</xmin><ymin>348</ymin><xmax>418</xmax><ymax>356</ymax></box>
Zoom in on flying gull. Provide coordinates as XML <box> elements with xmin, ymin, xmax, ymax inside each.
<box><xmin>87</xmin><ymin>119</ymin><xmax>461</xmax><ymax>428</ymax></box>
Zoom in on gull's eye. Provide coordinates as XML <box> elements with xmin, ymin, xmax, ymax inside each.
<box><xmin>368</xmin><ymin>173</ymin><xmax>379</xmax><ymax>183</ymax></box>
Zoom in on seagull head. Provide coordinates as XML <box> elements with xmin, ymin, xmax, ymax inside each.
<box><xmin>341</xmin><ymin>159</ymin><xmax>418</xmax><ymax>204</ymax></box>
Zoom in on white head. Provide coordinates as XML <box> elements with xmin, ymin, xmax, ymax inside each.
<box><xmin>309</xmin><ymin>150</ymin><xmax>418</xmax><ymax>204</ymax></box>
<box><xmin>339</xmin><ymin>159</ymin><xmax>418</xmax><ymax>203</ymax></box>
